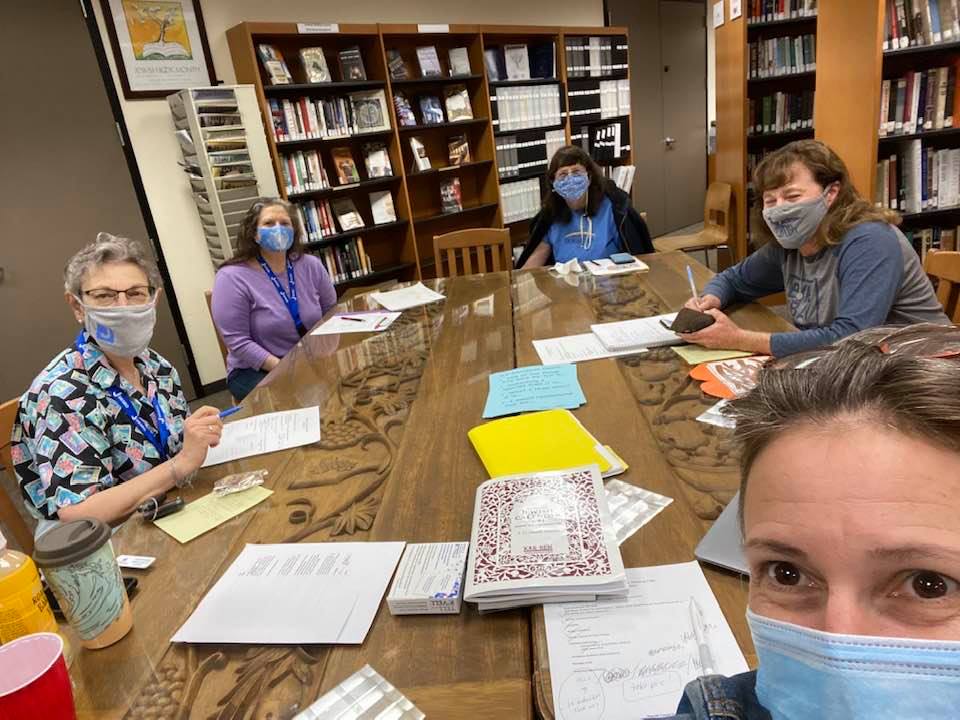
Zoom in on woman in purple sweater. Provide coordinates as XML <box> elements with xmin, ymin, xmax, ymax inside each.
<box><xmin>212</xmin><ymin>198</ymin><xmax>337</xmax><ymax>401</ymax></box>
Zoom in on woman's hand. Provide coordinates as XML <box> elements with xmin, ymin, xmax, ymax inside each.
<box><xmin>685</xmin><ymin>293</ymin><xmax>722</xmax><ymax>312</ymax></box>
<box><xmin>679</xmin><ymin>308</ymin><xmax>772</xmax><ymax>354</ymax></box>
<box><xmin>177</xmin><ymin>406</ymin><xmax>223</xmax><ymax>473</ymax></box>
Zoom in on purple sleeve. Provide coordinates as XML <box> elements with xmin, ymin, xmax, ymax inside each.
<box><xmin>305</xmin><ymin>254</ymin><xmax>338</xmax><ymax>314</ymax></box>
<box><xmin>211</xmin><ymin>268</ymin><xmax>271</xmax><ymax>371</ymax></box>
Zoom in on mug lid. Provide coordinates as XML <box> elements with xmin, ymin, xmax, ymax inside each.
<box><xmin>33</xmin><ymin>519</ymin><xmax>111</xmax><ymax>568</ymax></box>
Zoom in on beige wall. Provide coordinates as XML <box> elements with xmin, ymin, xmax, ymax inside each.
<box><xmin>92</xmin><ymin>0</ymin><xmax>603</xmax><ymax>388</ymax></box>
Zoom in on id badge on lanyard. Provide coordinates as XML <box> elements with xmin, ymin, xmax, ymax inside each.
<box><xmin>258</xmin><ymin>255</ymin><xmax>308</xmax><ymax>337</ymax></box>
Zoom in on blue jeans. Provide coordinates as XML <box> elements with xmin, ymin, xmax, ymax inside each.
<box><xmin>227</xmin><ymin>368</ymin><xmax>268</xmax><ymax>402</ymax></box>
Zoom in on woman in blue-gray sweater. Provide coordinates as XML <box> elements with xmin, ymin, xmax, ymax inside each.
<box><xmin>681</xmin><ymin>140</ymin><xmax>948</xmax><ymax>357</ymax></box>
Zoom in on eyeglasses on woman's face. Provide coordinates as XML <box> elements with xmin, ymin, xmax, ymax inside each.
<box><xmin>81</xmin><ymin>285</ymin><xmax>157</xmax><ymax>307</ymax></box>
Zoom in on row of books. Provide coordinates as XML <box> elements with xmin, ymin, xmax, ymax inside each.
<box><xmin>496</xmin><ymin>128</ymin><xmax>566</xmax><ymax>180</ymax></box>
<box><xmin>483</xmin><ymin>42</ymin><xmax>557</xmax><ymax>82</ymax></box>
<box><xmin>883</xmin><ymin>0</ymin><xmax>960</xmax><ymax>51</ymax></box>
<box><xmin>748</xmin><ymin>90</ymin><xmax>815</xmax><ymax>135</ymax></box>
<box><xmin>573</xmin><ymin>120</ymin><xmax>630</xmax><ymax>162</ymax></box>
<box><xmin>747</xmin><ymin>0</ymin><xmax>818</xmax><ymax>23</ymax></box>
<box><xmin>295</xmin><ymin>190</ymin><xmax>398</xmax><ymax>242</ymax></box>
<box><xmin>879</xmin><ymin>66</ymin><xmax>959</xmax><ymax>136</ymax></box>
<box><xmin>282</xmin><ymin>144</ymin><xmax>393</xmax><ymax>195</ymax></box>
<box><xmin>748</xmin><ymin>34</ymin><xmax>816</xmax><ymax>79</ymax></box>
<box><xmin>563</xmin><ymin>35</ymin><xmax>629</xmax><ymax>78</ymax></box>
<box><xmin>499</xmin><ymin>177</ymin><xmax>542</xmax><ymax>224</ymax></box>
<box><xmin>904</xmin><ymin>226</ymin><xmax>958</xmax><ymax>260</ymax></box>
<box><xmin>568</xmin><ymin>79</ymin><xmax>631</xmax><ymax>123</ymax></box>
<box><xmin>393</xmin><ymin>87</ymin><xmax>474</xmax><ymax>127</ymax></box>
<box><xmin>310</xmin><ymin>240</ymin><xmax>375</xmax><ymax>284</ymax></box>
<box><xmin>875</xmin><ymin>143</ymin><xmax>960</xmax><ymax>213</ymax></box>
<box><xmin>257</xmin><ymin>44</ymin><xmax>368</xmax><ymax>85</ymax></box>
<box><xmin>268</xmin><ymin>91</ymin><xmax>390</xmax><ymax>142</ymax></box>
<box><xmin>407</xmin><ymin>134</ymin><xmax>472</xmax><ymax>172</ymax></box>
<box><xmin>600</xmin><ymin>164</ymin><xmax>637</xmax><ymax>194</ymax></box>
<box><xmin>387</xmin><ymin>45</ymin><xmax>472</xmax><ymax>80</ymax></box>
<box><xmin>490</xmin><ymin>84</ymin><xmax>563</xmax><ymax>132</ymax></box>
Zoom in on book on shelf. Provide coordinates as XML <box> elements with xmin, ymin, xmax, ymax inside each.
<box><xmin>603</xmin><ymin>164</ymin><xmax>636</xmax><ymax>194</ymax></box>
<box><xmin>363</xmin><ymin>142</ymin><xmax>394</xmax><ymax>177</ymax></box>
<box><xmin>529</xmin><ymin>41</ymin><xmax>557</xmax><ymax>80</ymax></box>
<box><xmin>748</xmin><ymin>34</ymin><xmax>816</xmax><ymax>79</ymax></box>
<box><xmin>448</xmin><ymin>47</ymin><xmax>471</xmax><ymax>77</ymax></box>
<box><xmin>257</xmin><ymin>44</ymin><xmax>293</xmax><ymax>85</ymax></box>
<box><xmin>281</xmin><ymin>149</ymin><xmax>330</xmax><ymax>195</ymax></box>
<box><xmin>903</xmin><ymin>226</ymin><xmax>958</xmax><ymax>261</ymax></box>
<box><xmin>419</xmin><ymin>95</ymin><xmax>445</xmax><ymax>124</ymax></box>
<box><xmin>299</xmin><ymin>47</ymin><xmax>331</xmax><ymax>83</ymax></box>
<box><xmin>338</xmin><ymin>46</ymin><xmax>367</xmax><ymax>81</ymax></box>
<box><xmin>462</xmin><ymin>465</ymin><xmax>627</xmax><ymax>612</ymax></box>
<box><xmin>348</xmin><ymin>89</ymin><xmax>392</xmax><ymax>133</ymax></box>
<box><xmin>484</xmin><ymin>47</ymin><xmax>508</xmax><ymax>81</ymax></box>
<box><xmin>440</xmin><ymin>176</ymin><xmax>463</xmax><ymax>214</ymax></box>
<box><xmin>444</xmin><ymin>85</ymin><xmax>473</xmax><ymax>122</ymax></box>
<box><xmin>563</xmin><ymin>35</ymin><xmax>628</xmax><ymax>79</ymax></box>
<box><xmin>499</xmin><ymin>177</ymin><xmax>542</xmax><ymax>223</ymax></box>
<box><xmin>574</xmin><ymin>119</ymin><xmax>629</xmax><ymax>162</ymax></box>
<box><xmin>503</xmin><ymin>44</ymin><xmax>531</xmax><ymax>81</ymax></box>
<box><xmin>331</xmin><ymin>147</ymin><xmax>361</xmax><ymax>184</ymax></box>
<box><xmin>448</xmin><ymin>134</ymin><xmax>471</xmax><ymax>165</ymax></box>
<box><xmin>313</xmin><ymin>239</ymin><xmax>374</xmax><ymax>284</ymax></box>
<box><xmin>875</xmin><ymin>141</ymin><xmax>960</xmax><ymax>212</ymax></box>
<box><xmin>491</xmin><ymin>83</ymin><xmax>562</xmax><ymax>132</ymax></box>
<box><xmin>386</xmin><ymin>49</ymin><xmax>410</xmax><ymax>80</ymax></box>
<box><xmin>409</xmin><ymin>136</ymin><xmax>431</xmax><ymax>170</ymax></box>
<box><xmin>747</xmin><ymin>0</ymin><xmax>818</xmax><ymax>23</ymax></box>
<box><xmin>330</xmin><ymin>197</ymin><xmax>366</xmax><ymax>231</ymax></box>
<box><xmin>748</xmin><ymin>90</ymin><xmax>815</xmax><ymax>134</ymax></box>
<box><xmin>416</xmin><ymin>46</ymin><xmax>443</xmax><ymax>78</ymax></box>
<box><xmin>369</xmin><ymin>190</ymin><xmax>398</xmax><ymax>224</ymax></box>
<box><xmin>295</xmin><ymin>198</ymin><xmax>338</xmax><ymax>241</ymax></box>
<box><xmin>393</xmin><ymin>92</ymin><xmax>417</xmax><ymax>126</ymax></box>
<box><xmin>496</xmin><ymin>127</ymin><xmax>566</xmax><ymax>179</ymax></box>
<box><xmin>878</xmin><ymin>64</ymin><xmax>959</xmax><ymax>136</ymax></box>
<box><xmin>884</xmin><ymin>0</ymin><xmax>960</xmax><ymax>50</ymax></box>
<box><xmin>568</xmin><ymin>79</ymin><xmax>631</xmax><ymax>123</ymax></box>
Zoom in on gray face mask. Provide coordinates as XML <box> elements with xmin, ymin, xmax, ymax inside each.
<box><xmin>762</xmin><ymin>190</ymin><xmax>830</xmax><ymax>250</ymax></box>
<box><xmin>79</xmin><ymin>300</ymin><xmax>157</xmax><ymax>358</ymax></box>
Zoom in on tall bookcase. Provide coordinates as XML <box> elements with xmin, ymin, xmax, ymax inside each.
<box><xmin>227</xmin><ymin>22</ymin><xmax>633</xmax><ymax>280</ymax></box>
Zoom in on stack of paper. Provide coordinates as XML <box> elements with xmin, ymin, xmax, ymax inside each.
<box><xmin>532</xmin><ymin>333</ymin><xmax>648</xmax><ymax>365</ymax></box>
<box><xmin>468</xmin><ymin>408</ymin><xmax>626</xmax><ymax>478</ymax></box>
<box><xmin>202</xmin><ymin>406</ymin><xmax>321</xmax><ymax>467</ymax></box>
<box><xmin>584</xmin><ymin>257</ymin><xmax>649</xmax><ymax>276</ymax></box>
<box><xmin>482</xmin><ymin>364</ymin><xmax>586</xmax><ymax>419</ymax></box>
<box><xmin>589</xmin><ymin>312</ymin><xmax>682</xmax><ymax>352</ymax></box>
<box><xmin>370</xmin><ymin>282</ymin><xmax>445</xmax><ymax>311</ymax></box>
<box><xmin>464</xmin><ymin>465</ymin><xmax>627</xmax><ymax>611</ymax></box>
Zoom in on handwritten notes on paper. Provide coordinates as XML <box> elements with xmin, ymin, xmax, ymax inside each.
<box><xmin>201</xmin><ymin>406</ymin><xmax>321</xmax><ymax>467</ymax></box>
<box><xmin>532</xmin><ymin>334</ymin><xmax>649</xmax><ymax>365</ymax></box>
<box><xmin>312</xmin><ymin>311</ymin><xmax>400</xmax><ymax>335</ymax></box>
<box><xmin>544</xmin><ymin>561</ymin><xmax>748</xmax><ymax>720</ymax></box>
<box><xmin>154</xmin><ymin>486</ymin><xmax>273</xmax><ymax>544</ymax></box>
<box><xmin>482</xmin><ymin>364</ymin><xmax>586</xmax><ymax>418</ymax></box>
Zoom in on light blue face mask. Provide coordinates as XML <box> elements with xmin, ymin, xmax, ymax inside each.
<box><xmin>257</xmin><ymin>225</ymin><xmax>295</xmax><ymax>252</ymax></box>
<box><xmin>749</xmin><ymin>609</ymin><xmax>960</xmax><ymax>720</ymax></box>
<box><xmin>553</xmin><ymin>172</ymin><xmax>590</xmax><ymax>202</ymax></box>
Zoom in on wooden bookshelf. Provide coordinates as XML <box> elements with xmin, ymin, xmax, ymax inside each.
<box><xmin>228</xmin><ymin>22</ymin><xmax>633</xmax><ymax>278</ymax></box>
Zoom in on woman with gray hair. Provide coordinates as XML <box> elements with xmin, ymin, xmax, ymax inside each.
<box><xmin>10</xmin><ymin>233</ymin><xmax>223</xmax><ymax>528</ymax></box>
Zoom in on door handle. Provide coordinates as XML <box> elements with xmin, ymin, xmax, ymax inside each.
<box><xmin>664</xmin><ymin>137</ymin><xmax>676</xmax><ymax>147</ymax></box>
<box><xmin>0</xmin><ymin>266</ymin><xmax>4</xmax><ymax>284</ymax></box>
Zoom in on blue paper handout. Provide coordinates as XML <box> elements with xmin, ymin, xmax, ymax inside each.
<box><xmin>481</xmin><ymin>364</ymin><xmax>587</xmax><ymax>419</ymax></box>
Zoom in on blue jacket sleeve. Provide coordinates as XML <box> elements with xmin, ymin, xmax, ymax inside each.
<box><xmin>770</xmin><ymin>225</ymin><xmax>903</xmax><ymax>357</ymax></box>
<box><xmin>702</xmin><ymin>243</ymin><xmax>786</xmax><ymax>306</ymax></box>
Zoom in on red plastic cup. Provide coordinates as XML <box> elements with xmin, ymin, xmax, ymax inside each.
<box><xmin>0</xmin><ymin>632</ymin><xmax>76</xmax><ymax>720</ymax></box>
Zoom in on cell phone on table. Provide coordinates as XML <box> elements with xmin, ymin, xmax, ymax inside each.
<box><xmin>43</xmin><ymin>577</ymin><xmax>139</xmax><ymax>620</ymax></box>
<box><xmin>609</xmin><ymin>252</ymin><xmax>636</xmax><ymax>265</ymax></box>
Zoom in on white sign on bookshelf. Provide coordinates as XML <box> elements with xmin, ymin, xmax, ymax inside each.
<box><xmin>730</xmin><ymin>0</ymin><xmax>742</xmax><ymax>20</ymax></box>
<box><xmin>713</xmin><ymin>1</ymin><xmax>725</xmax><ymax>28</ymax></box>
<box><xmin>297</xmin><ymin>23</ymin><xmax>340</xmax><ymax>33</ymax></box>
<box><xmin>418</xmin><ymin>24</ymin><xmax>450</xmax><ymax>33</ymax></box>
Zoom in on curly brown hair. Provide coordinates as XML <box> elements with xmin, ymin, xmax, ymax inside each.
<box><xmin>751</xmin><ymin>139</ymin><xmax>900</xmax><ymax>249</ymax></box>
<box><xmin>541</xmin><ymin>145</ymin><xmax>611</xmax><ymax>225</ymax></box>
<box><xmin>221</xmin><ymin>197</ymin><xmax>307</xmax><ymax>266</ymax></box>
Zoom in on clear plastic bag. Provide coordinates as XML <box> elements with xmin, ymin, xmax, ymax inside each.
<box><xmin>213</xmin><ymin>469</ymin><xmax>268</xmax><ymax>497</ymax></box>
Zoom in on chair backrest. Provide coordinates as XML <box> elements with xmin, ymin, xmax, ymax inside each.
<box><xmin>204</xmin><ymin>290</ymin><xmax>229</xmax><ymax>366</ymax></box>
<box><xmin>703</xmin><ymin>182</ymin><xmax>733</xmax><ymax>242</ymax></box>
<box><xmin>924</xmin><ymin>250</ymin><xmax>960</xmax><ymax>322</ymax></box>
<box><xmin>340</xmin><ymin>279</ymin><xmax>399</xmax><ymax>303</ymax></box>
<box><xmin>0</xmin><ymin>398</ymin><xmax>34</xmax><ymax>554</ymax></box>
<box><xmin>432</xmin><ymin>228</ymin><xmax>512</xmax><ymax>278</ymax></box>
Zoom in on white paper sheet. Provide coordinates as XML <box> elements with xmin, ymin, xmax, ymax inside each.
<box><xmin>369</xmin><ymin>282</ymin><xmax>445</xmax><ymax>311</ymax></box>
<box><xmin>202</xmin><ymin>406</ymin><xmax>321</xmax><ymax>467</ymax></box>
<box><xmin>172</xmin><ymin>542</ymin><xmax>405</xmax><ymax>644</ymax></box>
<box><xmin>696</xmin><ymin>399</ymin><xmax>736</xmax><ymax>429</ymax></box>
<box><xmin>533</xmin><ymin>333</ymin><xmax>650</xmax><ymax>365</ymax></box>
<box><xmin>585</xmin><ymin>258</ymin><xmax>650</xmax><ymax>276</ymax></box>
<box><xmin>312</xmin><ymin>311</ymin><xmax>401</xmax><ymax>335</ymax></box>
<box><xmin>590</xmin><ymin>313</ymin><xmax>681</xmax><ymax>352</ymax></box>
<box><xmin>544</xmin><ymin>561</ymin><xmax>749</xmax><ymax>720</ymax></box>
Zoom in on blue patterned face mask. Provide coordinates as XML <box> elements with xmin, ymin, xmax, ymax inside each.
<box><xmin>257</xmin><ymin>225</ymin><xmax>295</xmax><ymax>252</ymax></box>
<box><xmin>553</xmin><ymin>172</ymin><xmax>590</xmax><ymax>202</ymax></box>
<box><xmin>749</xmin><ymin>609</ymin><xmax>960</xmax><ymax>720</ymax></box>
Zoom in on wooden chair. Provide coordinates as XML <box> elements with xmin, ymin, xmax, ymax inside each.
<box><xmin>653</xmin><ymin>182</ymin><xmax>734</xmax><ymax>266</ymax></box>
<box><xmin>340</xmin><ymin>279</ymin><xmax>399</xmax><ymax>303</ymax></box>
<box><xmin>0</xmin><ymin>399</ymin><xmax>34</xmax><ymax>554</ymax></box>
<box><xmin>433</xmin><ymin>229</ymin><xmax>512</xmax><ymax>278</ymax></box>
<box><xmin>204</xmin><ymin>290</ymin><xmax>229</xmax><ymax>367</ymax></box>
<box><xmin>924</xmin><ymin>250</ymin><xmax>960</xmax><ymax>323</ymax></box>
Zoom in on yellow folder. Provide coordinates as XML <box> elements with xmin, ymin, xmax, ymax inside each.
<box><xmin>468</xmin><ymin>408</ymin><xmax>616</xmax><ymax>477</ymax></box>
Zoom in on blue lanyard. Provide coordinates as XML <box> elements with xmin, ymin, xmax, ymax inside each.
<box><xmin>74</xmin><ymin>331</ymin><xmax>170</xmax><ymax>461</ymax></box>
<box><xmin>257</xmin><ymin>255</ymin><xmax>307</xmax><ymax>337</ymax></box>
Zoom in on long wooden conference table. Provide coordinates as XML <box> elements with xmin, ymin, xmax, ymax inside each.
<box><xmin>68</xmin><ymin>251</ymin><xmax>791</xmax><ymax>719</ymax></box>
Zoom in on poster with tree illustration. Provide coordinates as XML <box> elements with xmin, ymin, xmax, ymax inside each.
<box><xmin>101</xmin><ymin>0</ymin><xmax>216</xmax><ymax>98</ymax></box>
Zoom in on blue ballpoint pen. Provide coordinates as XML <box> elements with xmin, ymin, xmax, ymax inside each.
<box><xmin>219</xmin><ymin>406</ymin><xmax>243</xmax><ymax>419</ymax></box>
<box><xmin>686</xmin><ymin>265</ymin><xmax>701</xmax><ymax>310</ymax></box>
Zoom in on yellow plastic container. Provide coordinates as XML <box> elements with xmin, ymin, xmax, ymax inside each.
<box><xmin>0</xmin><ymin>529</ymin><xmax>58</xmax><ymax>644</ymax></box>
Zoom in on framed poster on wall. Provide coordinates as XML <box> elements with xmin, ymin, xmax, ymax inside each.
<box><xmin>100</xmin><ymin>0</ymin><xmax>218</xmax><ymax>99</ymax></box>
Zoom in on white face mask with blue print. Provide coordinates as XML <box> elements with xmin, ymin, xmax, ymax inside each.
<box><xmin>80</xmin><ymin>301</ymin><xmax>156</xmax><ymax>358</ymax></box>
<box><xmin>749</xmin><ymin>609</ymin><xmax>960</xmax><ymax>720</ymax></box>
<box><xmin>257</xmin><ymin>225</ymin><xmax>295</xmax><ymax>252</ymax></box>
